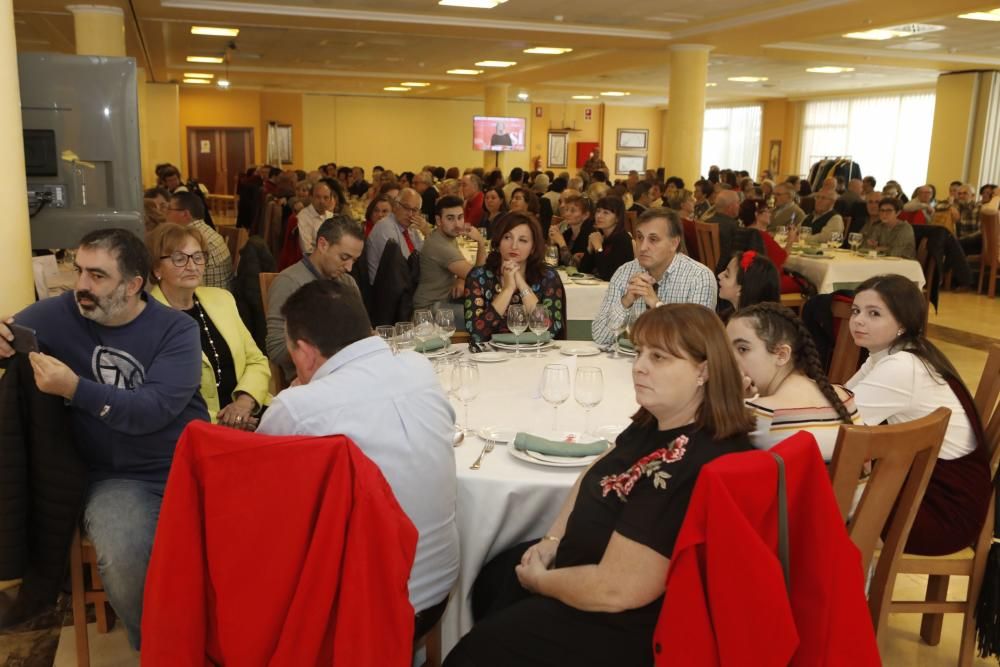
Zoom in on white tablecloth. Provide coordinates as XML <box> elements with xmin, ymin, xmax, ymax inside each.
<box><xmin>441</xmin><ymin>344</ymin><xmax>638</xmax><ymax>655</ymax></box>
<box><xmin>783</xmin><ymin>251</ymin><xmax>926</xmax><ymax>294</ymax></box>
<box><xmin>559</xmin><ymin>272</ymin><xmax>609</xmax><ymax>322</ymax></box>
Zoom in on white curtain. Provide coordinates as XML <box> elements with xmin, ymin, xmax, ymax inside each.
<box><xmin>798</xmin><ymin>93</ymin><xmax>936</xmax><ymax>193</ymax></box>
<box><xmin>701</xmin><ymin>105</ymin><xmax>762</xmax><ymax>177</ymax></box>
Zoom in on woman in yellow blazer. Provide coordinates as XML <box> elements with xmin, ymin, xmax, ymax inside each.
<box><xmin>147</xmin><ymin>223</ymin><xmax>270</xmax><ymax>428</ymax></box>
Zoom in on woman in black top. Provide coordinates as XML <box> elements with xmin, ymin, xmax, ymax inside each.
<box><xmin>445</xmin><ymin>304</ymin><xmax>755</xmax><ymax>667</ymax></box>
<box><xmin>578</xmin><ymin>195</ymin><xmax>635</xmax><ymax>280</ymax></box>
<box><xmin>482</xmin><ymin>187</ymin><xmax>507</xmax><ymax>239</ymax></box>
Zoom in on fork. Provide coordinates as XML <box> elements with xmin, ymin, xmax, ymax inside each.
<box><xmin>469</xmin><ymin>438</ymin><xmax>496</xmax><ymax>470</ymax></box>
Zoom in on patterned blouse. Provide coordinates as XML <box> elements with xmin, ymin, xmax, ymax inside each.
<box><xmin>464</xmin><ymin>265</ymin><xmax>566</xmax><ymax>342</ymax></box>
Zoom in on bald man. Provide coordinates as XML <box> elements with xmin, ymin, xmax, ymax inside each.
<box><xmin>367</xmin><ymin>187</ymin><xmax>426</xmax><ymax>283</ymax></box>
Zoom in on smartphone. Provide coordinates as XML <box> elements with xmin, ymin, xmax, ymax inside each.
<box><xmin>9</xmin><ymin>323</ymin><xmax>39</xmax><ymax>354</ymax></box>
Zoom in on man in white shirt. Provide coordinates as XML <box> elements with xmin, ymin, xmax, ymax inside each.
<box><xmin>256</xmin><ymin>279</ymin><xmax>459</xmax><ymax>634</ymax></box>
<box><xmin>592</xmin><ymin>208</ymin><xmax>716</xmax><ymax>347</ymax></box>
<box><xmin>296</xmin><ymin>181</ymin><xmax>335</xmax><ymax>255</ymax></box>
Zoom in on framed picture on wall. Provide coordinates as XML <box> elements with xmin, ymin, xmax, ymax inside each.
<box><xmin>615</xmin><ymin>153</ymin><xmax>647</xmax><ymax>175</ymax></box>
<box><xmin>768</xmin><ymin>140</ymin><xmax>781</xmax><ymax>176</ymax></box>
<box><xmin>616</xmin><ymin>128</ymin><xmax>648</xmax><ymax>151</ymax></box>
<box><xmin>547</xmin><ymin>132</ymin><xmax>569</xmax><ymax>168</ymax></box>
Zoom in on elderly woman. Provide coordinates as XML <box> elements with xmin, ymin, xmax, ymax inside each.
<box><xmin>444</xmin><ymin>304</ymin><xmax>755</xmax><ymax>666</ymax></box>
<box><xmin>464</xmin><ymin>212</ymin><xmax>565</xmax><ymax>342</ymax></box>
<box><xmin>364</xmin><ymin>194</ymin><xmax>394</xmax><ymax>238</ymax></box>
<box><xmin>578</xmin><ymin>195</ymin><xmax>634</xmax><ymax>281</ymax></box>
<box><xmin>147</xmin><ymin>223</ymin><xmax>270</xmax><ymax>428</ymax></box>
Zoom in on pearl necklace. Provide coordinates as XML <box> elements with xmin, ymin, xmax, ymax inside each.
<box><xmin>192</xmin><ymin>296</ymin><xmax>223</xmax><ymax>388</ymax></box>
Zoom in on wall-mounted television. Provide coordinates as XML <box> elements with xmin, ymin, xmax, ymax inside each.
<box><xmin>473</xmin><ymin>116</ymin><xmax>526</xmax><ymax>152</ymax></box>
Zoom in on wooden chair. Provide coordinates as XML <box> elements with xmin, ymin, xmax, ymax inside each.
<box><xmin>694</xmin><ymin>221</ymin><xmax>720</xmax><ymax>273</ymax></box>
<box><xmin>827</xmin><ymin>297</ymin><xmax>862</xmax><ymax>384</ymax></box>
<box><xmin>218</xmin><ymin>225</ymin><xmax>248</xmax><ymax>271</ymax></box>
<box><xmin>779</xmin><ymin>292</ymin><xmax>805</xmax><ymax>314</ymax></box>
<box><xmin>828</xmin><ymin>407</ymin><xmax>951</xmax><ymax>642</ymax></box>
<box><xmin>916</xmin><ymin>237</ymin><xmax>939</xmax><ymax>324</ymax></box>
<box><xmin>625</xmin><ymin>210</ymin><xmax>638</xmax><ymax>238</ymax></box>
<box><xmin>70</xmin><ymin>526</ymin><xmax>116</xmax><ymax>667</ymax></box>
<box><xmin>883</xmin><ymin>344</ymin><xmax>1000</xmax><ymax>666</ymax></box>
<box><xmin>451</xmin><ymin>330</ymin><xmax>470</xmax><ymax>345</ymax></box>
<box><xmin>970</xmin><ymin>210</ymin><xmax>999</xmax><ymax>298</ymax></box>
<box><xmin>259</xmin><ymin>272</ymin><xmax>288</xmax><ymax>393</ymax></box>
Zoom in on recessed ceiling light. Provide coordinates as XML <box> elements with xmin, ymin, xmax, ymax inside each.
<box><xmin>727</xmin><ymin>76</ymin><xmax>768</xmax><ymax>83</ymax></box>
<box><xmin>184</xmin><ymin>72</ymin><xmax>214</xmax><ymax>79</ymax></box>
<box><xmin>572</xmin><ymin>95</ymin><xmax>595</xmax><ymax>100</ymax></box>
<box><xmin>439</xmin><ymin>0</ymin><xmax>507</xmax><ymax>7</ymax></box>
<box><xmin>183</xmin><ymin>78</ymin><xmax>210</xmax><ymax>84</ymax></box>
<box><xmin>887</xmin><ymin>41</ymin><xmax>942</xmax><ymax>51</ymax></box>
<box><xmin>400</xmin><ymin>82</ymin><xmax>430</xmax><ymax>87</ymax></box>
<box><xmin>447</xmin><ymin>69</ymin><xmax>483</xmax><ymax>75</ymax></box>
<box><xmin>190</xmin><ymin>26</ymin><xmax>239</xmax><ymax>37</ymax></box>
<box><xmin>806</xmin><ymin>66</ymin><xmax>855</xmax><ymax>74</ymax></box>
<box><xmin>843</xmin><ymin>29</ymin><xmax>898</xmax><ymax>40</ymax></box>
<box><xmin>600</xmin><ymin>91</ymin><xmax>629</xmax><ymax>97</ymax></box>
<box><xmin>384</xmin><ymin>86</ymin><xmax>410</xmax><ymax>91</ymax></box>
<box><xmin>523</xmin><ymin>47</ymin><xmax>573</xmax><ymax>55</ymax></box>
<box><xmin>705</xmin><ymin>82</ymin><xmax>718</xmax><ymax>87</ymax></box>
<box><xmin>516</xmin><ymin>91</ymin><xmax>529</xmax><ymax>100</ymax></box>
<box><xmin>217</xmin><ymin>79</ymin><xmax>230</xmax><ymax>89</ymax></box>
<box><xmin>475</xmin><ymin>60</ymin><xmax>517</xmax><ymax>68</ymax></box>
<box><xmin>959</xmin><ymin>9</ymin><xmax>1000</xmax><ymax>21</ymax></box>
<box><xmin>186</xmin><ymin>56</ymin><xmax>224</xmax><ymax>63</ymax></box>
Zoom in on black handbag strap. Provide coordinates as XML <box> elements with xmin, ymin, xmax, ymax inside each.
<box><xmin>770</xmin><ymin>452</ymin><xmax>791</xmax><ymax>593</ymax></box>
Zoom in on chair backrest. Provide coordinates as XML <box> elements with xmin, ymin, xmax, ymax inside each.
<box><xmin>218</xmin><ymin>226</ymin><xmax>248</xmax><ymax>270</ymax></box>
<box><xmin>827</xmin><ymin>297</ymin><xmax>861</xmax><ymax>384</ymax></box>
<box><xmin>915</xmin><ymin>237</ymin><xmax>937</xmax><ymax>315</ymax></box>
<box><xmin>930</xmin><ymin>209</ymin><xmax>955</xmax><ymax>235</ymax></box>
<box><xmin>259</xmin><ymin>272</ymin><xmax>278</xmax><ymax>317</ymax></box>
<box><xmin>975</xmin><ymin>343</ymin><xmax>1000</xmax><ymax>468</ymax></box>
<box><xmin>625</xmin><ymin>210</ymin><xmax>638</xmax><ymax>238</ymax></box>
<box><xmin>694</xmin><ymin>220</ymin><xmax>721</xmax><ymax>272</ymax></box>
<box><xmin>982</xmin><ymin>209</ymin><xmax>999</xmax><ymax>263</ymax></box>
<box><xmin>829</xmin><ymin>407</ymin><xmax>950</xmax><ymax>575</ymax></box>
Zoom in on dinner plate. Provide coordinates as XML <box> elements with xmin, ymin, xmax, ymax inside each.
<box><xmin>615</xmin><ymin>345</ymin><xmax>637</xmax><ymax>357</ymax></box>
<box><xmin>572</xmin><ymin>279</ymin><xmax>603</xmax><ymax>286</ymax></box>
<box><xmin>507</xmin><ymin>431</ymin><xmax>612</xmax><ymax>468</ymax></box>
<box><xmin>560</xmin><ymin>344</ymin><xmax>601</xmax><ymax>357</ymax></box>
<box><xmin>422</xmin><ymin>346</ymin><xmax>462</xmax><ymax>359</ymax></box>
<box><xmin>477</xmin><ymin>426</ymin><xmax>518</xmax><ymax>443</ymax></box>
<box><xmin>490</xmin><ymin>340</ymin><xmax>555</xmax><ymax>351</ymax></box>
<box><xmin>470</xmin><ymin>351</ymin><xmax>508</xmax><ymax>363</ymax></box>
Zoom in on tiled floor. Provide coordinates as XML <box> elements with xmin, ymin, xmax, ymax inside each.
<box><xmin>2</xmin><ymin>290</ymin><xmax>998</xmax><ymax>667</ymax></box>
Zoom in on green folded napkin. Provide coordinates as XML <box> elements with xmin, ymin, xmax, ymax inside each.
<box><xmin>617</xmin><ymin>337</ymin><xmax>635</xmax><ymax>351</ymax></box>
<box><xmin>561</xmin><ymin>266</ymin><xmax>579</xmax><ymax>275</ymax></box>
<box><xmin>801</xmin><ymin>247</ymin><xmax>825</xmax><ymax>256</ymax></box>
<box><xmin>414</xmin><ymin>337</ymin><xmax>447</xmax><ymax>353</ymax></box>
<box><xmin>492</xmin><ymin>332</ymin><xmax>552</xmax><ymax>344</ymax></box>
<box><xmin>513</xmin><ymin>432</ymin><xmax>610</xmax><ymax>457</ymax></box>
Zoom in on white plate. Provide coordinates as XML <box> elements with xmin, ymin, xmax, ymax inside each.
<box><xmin>490</xmin><ymin>340</ymin><xmax>554</xmax><ymax>351</ymax></box>
<box><xmin>615</xmin><ymin>345</ymin><xmax>637</xmax><ymax>356</ymax></box>
<box><xmin>477</xmin><ymin>426</ymin><xmax>517</xmax><ymax>443</ymax></box>
<box><xmin>883</xmin><ymin>256</ymin><xmax>901</xmax><ymax>261</ymax></box>
<box><xmin>572</xmin><ymin>279</ymin><xmax>603</xmax><ymax>286</ymax></box>
<box><xmin>509</xmin><ymin>447</ymin><xmax>599</xmax><ymax>467</ymax></box>
<box><xmin>560</xmin><ymin>344</ymin><xmax>601</xmax><ymax>357</ymax></box>
<box><xmin>422</xmin><ymin>347</ymin><xmax>461</xmax><ymax>358</ymax></box>
<box><xmin>470</xmin><ymin>351</ymin><xmax>508</xmax><ymax>363</ymax></box>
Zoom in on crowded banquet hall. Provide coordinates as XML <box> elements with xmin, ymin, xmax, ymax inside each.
<box><xmin>5</xmin><ymin>0</ymin><xmax>1000</xmax><ymax>664</ymax></box>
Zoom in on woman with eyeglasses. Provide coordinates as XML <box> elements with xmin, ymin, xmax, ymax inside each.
<box><xmin>146</xmin><ymin>223</ymin><xmax>270</xmax><ymax>429</ymax></box>
<box><xmin>860</xmin><ymin>197</ymin><xmax>916</xmax><ymax>259</ymax></box>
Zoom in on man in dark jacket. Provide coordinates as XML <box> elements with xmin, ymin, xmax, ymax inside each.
<box><xmin>0</xmin><ymin>229</ymin><xmax>207</xmax><ymax>649</ymax></box>
<box><xmin>705</xmin><ymin>190</ymin><xmax>765</xmax><ymax>272</ymax></box>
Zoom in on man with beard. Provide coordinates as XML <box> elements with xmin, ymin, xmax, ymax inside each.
<box><xmin>0</xmin><ymin>228</ymin><xmax>208</xmax><ymax>650</ymax></box>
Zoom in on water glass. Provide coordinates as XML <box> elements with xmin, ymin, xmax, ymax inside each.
<box><xmin>545</xmin><ymin>245</ymin><xmax>560</xmax><ymax>267</ymax></box>
<box><xmin>799</xmin><ymin>229</ymin><xmax>811</xmax><ymax>247</ymax></box>
<box><xmin>452</xmin><ymin>360</ymin><xmax>480</xmax><ymax>434</ymax></box>
<box><xmin>435</xmin><ymin>309</ymin><xmax>456</xmax><ymax>348</ymax></box>
<box><xmin>395</xmin><ymin>321</ymin><xmax>414</xmax><ymax>350</ymax></box>
<box><xmin>829</xmin><ymin>231</ymin><xmax>843</xmax><ymax>249</ymax></box>
<box><xmin>774</xmin><ymin>226</ymin><xmax>787</xmax><ymax>246</ymax></box>
<box><xmin>574</xmin><ymin>366</ymin><xmax>604</xmax><ymax>434</ymax></box>
<box><xmin>528</xmin><ymin>305</ymin><xmax>550</xmax><ymax>357</ymax></box>
<box><xmin>413</xmin><ymin>309</ymin><xmax>436</xmax><ymax>351</ymax></box>
<box><xmin>540</xmin><ymin>364</ymin><xmax>571</xmax><ymax>430</ymax></box>
<box><xmin>376</xmin><ymin>325</ymin><xmax>397</xmax><ymax>355</ymax></box>
<box><xmin>613</xmin><ymin>309</ymin><xmax>636</xmax><ymax>359</ymax></box>
<box><xmin>507</xmin><ymin>304</ymin><xmax>528</xmax><ymax>357</ymax></box>
<box><xmin>434</xmin><ymin>357</ymin><xmax>456</xmax><ymax>395</ymax></box>
<box><xmin>848</xmin><ymin>232</ymin><xmax>863</xmax><ymax>254</ymax></box>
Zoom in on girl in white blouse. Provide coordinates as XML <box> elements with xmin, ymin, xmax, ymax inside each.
<box><xmin>845</xmin><ymin>274</ymin><xmax>990</xmax><ymax>556</ymax></box>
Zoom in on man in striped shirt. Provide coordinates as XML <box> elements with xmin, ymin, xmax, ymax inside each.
<box><xmin>591</xmin><ymin>207</ymin><xmax>717</xmax><ymax>347</ymax></box>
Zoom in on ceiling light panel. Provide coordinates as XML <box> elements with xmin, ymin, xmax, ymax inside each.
<box><xmin>806</xmin><ymin>66</ymin><xmax>855</xmax><ymax>74</ymax></box>
<box><xmin>447</xmin><ymin>69</ymin><xmax>483</xmax><ymax>75</ymax></box>
<box><xmin>186</xmin><ymin>56</ymin><xmax>224</xmax><ymax>63</ymax></box>
<box><xmin>400</xmin><ymin>82</ymin><xmax>430</xmax><ymax>87</ymax></box>
<box><xmin>439</xmin><ymin>0</ymin><xmax>507</xmax><ymax>7</ymax></box>
<box><xmin>600</xmin><ymin>91</ymin><xmax>629</xmax><ymax>96</ymax></box>
<box><xmin>572</xmin><ymin>95</ymin><xmax>594</xmax><ymax>99</ymax></box>
<box><xmin>475</xmin><ymin>60</ymin><xmax>517</xmax><ymax>67</ymax></box>
<box><xmin>384</xmin><ymin>86</ymin><xmax>410</xmax><ymax>91</ymax></box>
<box><xmin>959</xmin><ymin>9</ymin><xmax>1000</xmax><ymax>21</ymax></box>
<box><xmin>523</xmin><ymin>47</ymin><xmax>573</xmax><ymax>55</ymax></box>
<box><xmin>191</xmin><ymin>26</ymin><xmax>240</xmax><ymax>37</ymax></box>
<box><xmin>183</xmin><ymin>78</ymin><xmax>210</xmax><ymax>84</ymax></box>
<box><xmin>727</xmin><ymin>76</ymin><xmax>768</xmax><ymax>82</ymax></box>
<box><xmin>843</xmin><ymin>29</ymin><xmax>898</xmax><ymax>40</ymax></box>
<box><xmin>184</xmin><ymin>72</ymin><xmax>214</xmax><ymax>78</ymax></box>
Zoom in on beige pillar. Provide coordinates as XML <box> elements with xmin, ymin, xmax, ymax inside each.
<box><xmin>664</xmin><ymin>44</ymin><xmax>712</xmax><ymax>185</ymax></box>
<box><xmin>67</xmin><ymin>5</ymin><xmax>125</xmax><ymax>57</ymax></box>
<box><xmin>483</xmin><ymin>83</ymin><xmax>510</xmax><ymax>172</ymax></box>
<box><xmin>927</xmin><ymin>71</ymin><xmax>1000</xmax><ymax>194</ymax></box>
<box><xmin>0</xmin><ymin>0</ymin><xmax>34</xmax><ymax>313</ymax></box>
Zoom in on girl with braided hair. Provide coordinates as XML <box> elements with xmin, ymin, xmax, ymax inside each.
<box><xmin>727</xmin><ymin>302</ymin><xmax>859</xmax><ymax>460</ymax></box>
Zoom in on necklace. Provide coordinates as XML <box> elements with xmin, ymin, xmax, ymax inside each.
<box><xmin>192</xmin><ymin>296</ymin><xmax>222</xmax><ymax>388</ymax></box>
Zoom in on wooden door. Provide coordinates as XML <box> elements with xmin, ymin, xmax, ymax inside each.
<box><xmin>186</xmin><ymin>127</ymin><xmax>254</xmax><ymax>195</ymax></box>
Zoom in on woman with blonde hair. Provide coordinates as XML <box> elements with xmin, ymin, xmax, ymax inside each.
<box><xmin>146</xmin><ymin>223</ymin><xmax>270</xmax><ymax>428</ymax></box>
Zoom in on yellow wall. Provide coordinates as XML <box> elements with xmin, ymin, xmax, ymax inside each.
<box><xmin>759</xmin><ymin>99</ymin><xmax>790</xmax><ymax>178</ymax></box>
<box><xmin>177</xmin><ymin>88</ymin><xmax>263</xmax><ymax>178</ymax></box>
<box><xmin>601</xmin><ymin>105</ymin><xmax>663</xmax><ymax>177</ymax></box>
<box><xmin>529</xmin><ymin>102</ymin><xmax>601</xmax><ymax>172</ymax></box>
<box><xmin>141</xmin><ymin>83</ymin><xmax>181</xmax><ymax>187</ymax></box>
<box><xmin>302</xmin><ymin>94</ymin><xmax>336</xmax><ymax>172</ymax></box>
<box><xmin>260</xmin><ymin>91</ymin><xmax>304</xmax><ymax>171</ymax></box>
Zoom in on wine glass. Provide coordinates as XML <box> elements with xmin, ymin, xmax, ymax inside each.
<box><xmin>435</xmin><ymin>309</ymin><xmax>456</xmax><ymax>350</ymax></box>
<box><xmin>828</xmin><ymin>231</ymin><xmax>843</xmax><ymax>250</ymax></box>
<box><xmin>613</xmin><ymin>309</ymin><xmax>636</xmax><ymax>358</ymax></box>
<box><xmin>413</xmin><ymin>309</ymin><xmax>435</xmax><ymax>352</ymax></box>
<box><xmin>774</xmin><ymin>225</ymin><xmax>787</xmax><ymax>246</ymax></box>
<box><xmin>799</xmin><ymin>228</ymin><xmax>811</xmax><ymax>247</ymax></box>
<box><xmin>395</xmin><ymin>321</ymin><xmax>414</xmax><ymax>351</ymax></box>
<box><xmin>507</xmin><ymin>304</ymin><xmax>528</xmax><ymax>358</ymax></box>
<box><xmin>376</xmin><ymin>325</ymin><xmax>397</xmax><ymax>355</ymax></box>
<box><xmin>452</xmin><ymin>360</ymin><xmax>479</xmax><ymax>435</ymax></box>
<box><xmin>545</xmin><ymin>245</ymin><xmax>560</xmax><ymax>267</ymax></box>
<box><xmin>434</xmin><ymin>357</ymin><xmax>455</xmax><ymax>396</ymax></box>
<box><xmin>848</xmin><ymin>232</ymin><xmax>863</xmax><ymax>254</ymax></box>
<box><xmin>574</xmin><ymin>366</ymin><xmax>604</xmax><ymax>434</ymax></box>
<box><xmin>541</xmin><ymin>364</ymin><xmax>571</xmax><ymax>431</ymax></box>
<box><xmin>528</xmin><ymin>305</ymin><xmax>550</xmax><ymax>357</ymax></box>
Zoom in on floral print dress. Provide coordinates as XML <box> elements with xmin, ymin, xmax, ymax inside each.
<box><xmin>463</xmin><ymin>266</ymin><xmax>566</xmax><ymax>342</ymax></box>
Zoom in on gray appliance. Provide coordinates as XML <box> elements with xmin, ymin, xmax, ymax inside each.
<box><xmin>20</xmin><ymin>52</ymin><xmax>143</xmax><ymax>249</ymax></box>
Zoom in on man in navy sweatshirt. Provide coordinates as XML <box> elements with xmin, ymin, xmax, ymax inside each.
<box><xmin>0</xmin><ymin>228</ymin><xmax>208</xmax><ymax>649</ymax></box>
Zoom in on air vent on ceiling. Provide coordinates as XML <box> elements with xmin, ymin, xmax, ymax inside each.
<box><xmin>883</xmin><ymin>23</ymin><xmax>946</xmax><ymax>36</ymax></box>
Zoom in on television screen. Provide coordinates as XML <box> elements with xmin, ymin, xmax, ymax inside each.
<box><xmin>473</xmin><ymin>116</ymin><xmax>526</xmax><ymax>152</ymax></box>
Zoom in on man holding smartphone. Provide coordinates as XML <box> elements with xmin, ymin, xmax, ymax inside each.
<box><xmin>0</xmin><ymin>228</ymin><xmax>207</xmax><ymax>649</ymax></box>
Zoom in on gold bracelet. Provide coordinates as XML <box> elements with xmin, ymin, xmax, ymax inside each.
<box><xmin>541</xmin><ymin>535</ymin><xmax>561</xmax><ymax>543</ymax></box>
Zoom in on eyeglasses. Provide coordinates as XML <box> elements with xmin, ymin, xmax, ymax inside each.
<box><xmin>878</xmin><ymin>207</ymin><xmax>896</xmax><ymax>213</ymax></box>
<box><xmin>395</xmin><ymin>200</ymin><xmax>420</xmax><ymax>214</ymax></box>
<box><xmin>161</xmin><ymin>251</ymin><xmax>207</xmax><ymax>267</ymax></box>
<box><xmin>166</xmin><ymin>207</ymin><xmax>186</xmax><ymax>212</ymax></box>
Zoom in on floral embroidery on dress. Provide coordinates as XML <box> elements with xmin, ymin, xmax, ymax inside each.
<box><xmin>599</xmin><ymin>434</ymin><xmax>688</xmax><ymax>501</ymax></box>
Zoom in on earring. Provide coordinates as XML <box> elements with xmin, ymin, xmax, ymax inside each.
<box><xmin>696</xmin><ymin>377</ymin><xmax>705</xmax><ymax>387</ymax></box>
<box><xmin>897</xmin><ymin>328</ymin><xmax>905</xmax><ymax>337</ymax></box>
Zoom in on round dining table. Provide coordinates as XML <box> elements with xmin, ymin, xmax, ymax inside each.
<box><xmin>782</xmin><ymin>249</ymin><xmax>926</xmax><ymax>294</ymax></box>
<box><xmin>439</xmin><ymin>342</ymin><xmax>639</xmax><ymax>655</ymax></box>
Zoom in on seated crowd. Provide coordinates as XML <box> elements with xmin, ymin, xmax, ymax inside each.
<box><xmin>0</xmin><ymin>156</ymin><xmax>996</xmax><ymax>664</ymax></box>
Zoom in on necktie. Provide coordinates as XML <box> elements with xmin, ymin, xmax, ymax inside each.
<box><xmin>401</xmin><ymin>227</ymin><xmax>416</xmax><ymax>254</ymax></box>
